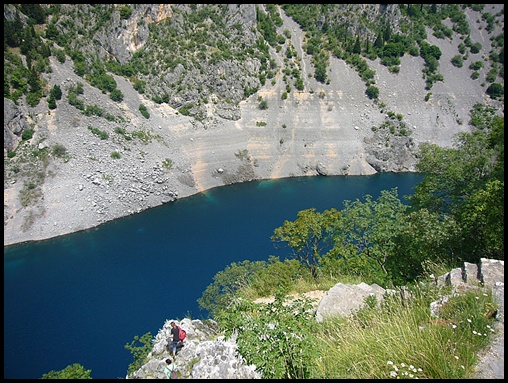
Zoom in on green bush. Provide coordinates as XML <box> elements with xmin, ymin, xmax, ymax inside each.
<box><xmin>111</xmin><ymin>151</ymin><xmax>121</xmax><ymax>159</ymax></box>
<box><xmin>486</xmin><ymin>83</ymin><xmax>503</xmax><ymax>99</ymax></box>
<box><xmin>139</xmin><ymin>104</ymin><xmax>150</xmax><ymax>119</ymax></box>
<box><xmin>109</xmin><ymin>89</ymin><xmax>124</xmax><ymax>102</ymax></box>
<box><xmin>52</xmin><ymin>143</ymin><xmax>67</xmax><ymax>157</ymax></box>
<box><xmin>125</xmin><ymin>332</ymin><xmax>153</xmax><ymax>376</ymax></box>
<box><xmin>88</xmin><ymin>126</ymin><xmax>109</xmax><ymax>140</ymax></box>
<box><xmin>366</xmin><ymin>85</ymin><xmax>379</xmax><ymax>99</ymax></box>
<box><xmin>26</xmin><ymin>92</ymin><xmax>41</xmax><ymax>107</ymax></box>
<box><xmin>48</xmin><ymin>96</ymin><xmax>57</xmax><ymax>109</ymax></box>
<box><xmin>451</xmin><ymin>55</ymin><xmax>463</xmax><ymax>68</ymax></box>
<box><xmin>216</xmin><ymin>294</ymin><xmax>317</xmax><ymax>379</ymax></box>
<box><xmin>22</xmin><ymin>129</ymin><xmax>34</xmax><ymax>141</ymax></box>
<box><xmin>119</xmin><ymin>5</ymin><xmax>132</xmax><ymax>19</ymax></box>
<box><xmin>41</xmin><ymin>363</ymin><xmax>92</xmax><ymax>379</ymax></box>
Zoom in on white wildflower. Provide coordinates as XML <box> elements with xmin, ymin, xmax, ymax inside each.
<box><xmin>452</xmin><ymin>324</ymin><xmax>457</xmax><ymax>329</ymax></box>
<box><xmin>401</xmin><ymin>363</ymin><xmax>406</xmax><ymax>368</ymax></box>
<box><xmin>390</xmin><ymin>371</ymin><xmax>398</xmax><ymax>377</ymax></box>
<box><xmin>467</xmin><ymin>319</ymin><xmax>472</xmax><ymax>323</ymax></box>
<box><xmin>409</xmin><ymin>365</ymin><xmax>415</xmax><ymax>371</ymax></box>
<box><xmin>473</xmin><ymin>330</ymin><xmax>478</xmax><ymax>335</ymax></box>
<box><xmin>387</xmin><ymin>361</ymin><xmax>394</xmax><ymax>365</ymax></box>
<box><xmin>454</xmin><ymin>355</ymin><xmax>459</xmax><ymax>360</ymax></box>
<box><xmin>417</xmin><ymin>368</ymin><xmax>422</xmax><ymax>372</ymax></box>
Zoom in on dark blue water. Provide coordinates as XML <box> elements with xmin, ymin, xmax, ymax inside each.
<box><xmin>4</xmin><ymin>173</ymin><xmax>423</xmax><ymax>379</ymax></box>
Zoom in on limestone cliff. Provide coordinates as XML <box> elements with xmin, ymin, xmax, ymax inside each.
<box><xmin>3</xmin><ymin>4</ymin><xmax>504</xmax><ymax>246</ymax></box>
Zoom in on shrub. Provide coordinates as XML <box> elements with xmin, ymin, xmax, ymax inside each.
<box><xmin>22</xmin><ymin>129</ymin><xmax>34</xmax><ymax>141</ymax></box>
<box><xmin>109</xmin><ymin>89</ymin><xmax>123</xmax><ymax>102</ymax></box>
<box><xmin>119</xmin><ymin>5</ymin><xmax>132</xmax><ymax>19</ymax></box>
<box><xmin>41</xmin><ymin>363</ymin><xmax>92</xmax><ymax>379</ymax></box>
<box><xmin>48</xmin><ymin>96</ymin><xmax>57</xmax><ymax>109</ymax></box>
<box><xmin>52</xmin><ymin>143</ymin><xmax>67</xmax><ymax>157</ymax></box>
<box><xmin>162</xmin><ymin>158</ymin><xmax>173</xmax><ymax>170</ymax></box>
<box><xmin>451</xmin><ymin>55</ymin><xmax>463</xmax><ymax>68</ymax></box>
<box><xmin>486</xmin><ymin>83</ymin><xmax>503</xmax><ymax>99</ymax></box>
<box><xmin>366</xmin><ymin>86</ymin><xmax>379</xmax><ymax>99</ymax></box>
<box><xmin>26</xmin><ymin>92</ymin><xmax>41</xmax><ymax>107</ymax></box>
<box><xmin>139</xmin><ymin>104</ymin><xmax>150</xmax><ymax>119</ymax></box>
<box><xmin>259</xmin><ymin>99</ymin><xmax>268</xmax><ymax>110</ymax></box>
<box><xmin>88</xmin><ymin>126</ymin><xmax>109</xmax><ymax>140</ymax></box>
<box><xmin>111</xmin><ymin>151</ymin><xmax>121</xmax><ymax>159</ymax></box>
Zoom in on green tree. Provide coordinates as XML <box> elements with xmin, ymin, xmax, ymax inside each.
<box><xmin>50</xmin><ymin>84</ymin><xmax>62</xmax><ymax>100</ymax></box>
<box><xmin>271</xmin><ymin>208</ymin><xmax>340</xmax><ymax>279</ymax></box>
<box><xmin>125</xmin><ymin>332</ymin><xmax>153</xmax><ymax>376</ymax></box>
<box><xmin>48</xmin><ymin>95</ymin><xmax>57</xmax><ymax>109</ymax></box>
<box><xmin>45</xmin><ymin>22</ymin><xmax>60</xmax><ymax>40</ymax></box>
<box><xmin>409</xmin><ymin>115</ymin><xmax>504</xmax><ymax>262</ymax></box>
<box><xmin>393</xmin><ymin>208</ymin><xmax>461</xmax><ymax>282</ymax></box>
<box><xmin>21</xmin><ymin>4</ymin><xmax>46</xmax><ymax>24</ymax></box>
<box><xmin>314</xmin><ymin>61</ymin><xmax>327</xmax><ymax>83</ymax></box>
<box><xmin>331</xmin><ymin>189</ymin><xmax>408</xmax><ymax>287</ymax></box>
<box><xmin>198</xmin><ymin>260</ymin><xmax>266</xmax><ymax>317</ymax></box>
<box><xmin>41</xmin><ymin>363</ymin><xmax>92</xmax><ymax>379</ymax></box>
<box><xmin>250</xmin><ymin>256</ymin><xmax>309</xmax><ymax>297</ymax></box>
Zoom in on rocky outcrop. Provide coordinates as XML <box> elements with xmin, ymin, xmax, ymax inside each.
<box><xmin>315</xmin><ymin>258</ymin><xmax>504</xmax><ymax>324</ymax></box>
<box><xmin>315</xmin><ymin>282</ymin><xmax>392</xmax><ymax>322</ymax></box>
<box><xmin>4</xmin><ymin>98</ymin><xmax>29</xmax><ymax>156</ymax></box>
<box><xmin>433</xmin><ymin>258</ymin><xmax>504</xmax><ymax>321</ymax></box>
<box><xmin>127</xmin><ymin>318</ymin><xmax>261</xmax><ymax>379</ymax></box>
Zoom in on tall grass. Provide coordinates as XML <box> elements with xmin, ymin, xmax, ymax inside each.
<box><xmin>311</xmin><ymin>284</ymin><xmax>499</xmax><ymax>379</ymax></box>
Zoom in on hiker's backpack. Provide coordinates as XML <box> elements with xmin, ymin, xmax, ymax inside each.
<box><xmin>178</xmin><ymin>326</ymin><xmax>186</xmax><ymax>342</ymax></box>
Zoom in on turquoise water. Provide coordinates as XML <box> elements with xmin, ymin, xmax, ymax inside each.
<box><xmin>4</xmin><ymin>173</ymin><xmax>423</xmax><ymax>379</ymax></box>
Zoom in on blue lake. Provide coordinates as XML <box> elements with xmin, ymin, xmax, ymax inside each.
<box><xmin>4</xmin><ymin>172</ymin><xmax>423</xmax><ymax>379</ymax></box>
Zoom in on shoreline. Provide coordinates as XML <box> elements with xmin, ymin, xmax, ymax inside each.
<box><xmin>5</xmin><ymin>171</ymin><xmax>398</xmax><ymax>248</ymax></box>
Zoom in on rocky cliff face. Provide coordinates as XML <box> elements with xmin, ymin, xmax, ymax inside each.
<box><xmin>3</xmin><ymin>4</ymin><xmax>504</xmax><ymax>246</ymax></box>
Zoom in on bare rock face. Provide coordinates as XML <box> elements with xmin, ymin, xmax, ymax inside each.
<box><xmin>4</xmin><ymin>98</ymin><xmax>29</xmax><ymax>156</ymax></box>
